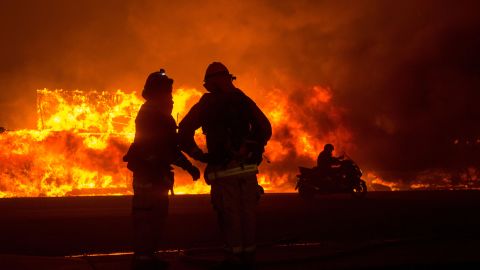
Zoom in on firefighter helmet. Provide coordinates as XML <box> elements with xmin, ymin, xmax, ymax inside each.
<box><xmin>142</xmin><ymin>68</ymin><xmax>173</xmax><ymax>100</ymax></box>
<box><xmin>204</xmin><ymin>62</ymin><xmax>236</xmax><ymax>81</ymax></box>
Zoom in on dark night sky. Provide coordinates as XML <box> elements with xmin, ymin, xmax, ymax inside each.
<box><xmin>0</xmin><ymin>0</ymin><xmax>479</xmax><ymax>180</ymax></box>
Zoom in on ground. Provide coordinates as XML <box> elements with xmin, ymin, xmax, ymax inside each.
<box><xmin>0</xmin><ymin>191</ymin><xmax>479</xmax><ymax>269</ymax></box>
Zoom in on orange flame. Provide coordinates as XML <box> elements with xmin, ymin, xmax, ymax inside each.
<box><xmin>0</xmin><ymin>85</ymin><xmax>357</xmax><ymax>197</ymax></box>
<box><xmin>0</xmin><ymin>88</ymin><xmax>209</xmax><ymax>197</ymax></box>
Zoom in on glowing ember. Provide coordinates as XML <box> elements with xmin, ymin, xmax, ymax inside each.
<box><xmin>364</xmin><ymin>172</ymin><xmax>400</xmax><ymax>191</ymax></box>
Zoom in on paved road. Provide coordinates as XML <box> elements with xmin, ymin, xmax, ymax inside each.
<box><xmin>0</xmin><ymin>191</ymin><xmax>479</xmax><ymax>269</ymax></box>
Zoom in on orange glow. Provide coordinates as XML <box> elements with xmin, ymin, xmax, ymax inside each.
<box><xmin>0</xmin><ymin>85</ymin><xmax>329</xmax><ymax>197</ymax></box>
<box><xmin>0</xmin><ymin>85</ymin><xmax>362</xmax><ymax>197</ymax></box>
<box><xmin>253</xmin><ymin>85</ymin><xmax>355</xmax><ymax>191</ymax></box>
<box><xmin>0</xmin><ymin>88</ymin><xmax>206</xmax><ymax>197</ymax></box>
<box><xmin>364</xmin><ymin>172</ymin><xmax>400</xmax><ymax>191</ymax></box>
<box><xmin>3</xmin><ymin>86</ymin><xmax>473</xmax><ymax>198</ymax></box>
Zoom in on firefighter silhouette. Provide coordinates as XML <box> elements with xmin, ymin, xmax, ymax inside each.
<box><xmin>124</xmin><ymin>69</ymin><xmax>200</xmax><ymax>269</ymax></box>
<box><xmin>179</xmin><ymin>62</ymin><xmax>272</xmax><ymax>268</ymax></box>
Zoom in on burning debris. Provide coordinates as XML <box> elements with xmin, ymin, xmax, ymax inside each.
<box><xmin>0</xmin><ymin>88</ymin><xmax>208</xmax><ymax>197</ymax></box>
<box><xmin>0</xmin><ymin>87</ymin><xmax>478</xmax><ymax>198</ymax></box>
<box><xmin>0</xmin><ymin>85</ymin><xmax>354</xmax><ymax>197</ymax></box>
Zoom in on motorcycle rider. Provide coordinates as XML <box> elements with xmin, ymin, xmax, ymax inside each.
<box><xmin>317</xmin><ymin>143</ymin><xmax>342</xmax><ymax>178</ymax></box>
<box><xmin>178</xmin><ymin>62</ymin><xmax>272</xmax><ymax>268</ymax></box>
<box><xmin>124</xmin><ymin>69</ymin><xmax>200</xmax><ymax>270</ymax></box>
<box><xmin>297</xmin><ymin>144</ymin><xmax>366</xmax><ymax>198</ymax></box>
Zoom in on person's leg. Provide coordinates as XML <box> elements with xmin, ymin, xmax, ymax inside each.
<box><xmin>240</xmin><ymin>174</ymin><xmax>260</xmax><ymax>265</ymax></box>
<box><xmin>132</xmin><ymin>179</ymin><xmax>156</xmax><ymax>257</ymax></box>
<box><xmin>151</xmin><ymin>184</ymin><xmax>170</xmax><ymax>251</ymax></box>
<box><xmin>211</xmin><ymin>178</ymin><xmax>243</xmax><ymax>263</ymax></box>
<box><xmin>132</xmin><ymin>175</ymin><xmax>170</xmax><ymax>269</ymax></box>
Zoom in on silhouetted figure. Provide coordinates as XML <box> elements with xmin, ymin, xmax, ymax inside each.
<box><xmin>123</xmin><ymin>69</ymin><xmax>200</xmax><ymax>270</ymax></box>
<box><xmin>0</xmin><ymin>127</ymin><xmax>5</xmax><ymax>133</ymax></box>
<box><xmin>317</xmin><ymin>143</ymin><xmax>342</xmax><ymax>177</ymax></box>
<box><xmin>178</xmin><ymin>62</ymin><xmax>272</xmax><ymax>268</ymax></box>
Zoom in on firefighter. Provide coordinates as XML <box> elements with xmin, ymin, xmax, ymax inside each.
<box><xmin>178</xmin><ymin>62</ymin><xmax>272</xmax><ymax>268</ymax></box>
<box><xmin>123</xmin><ymin>69</ymin><xmax>200</xmax><ymax>270</ymax></box>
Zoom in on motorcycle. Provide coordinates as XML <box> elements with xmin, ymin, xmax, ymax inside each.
<box><xmin>295</xmin><ymin>155</ymin><xmax>367</xmax><ymax>199</ymax></box>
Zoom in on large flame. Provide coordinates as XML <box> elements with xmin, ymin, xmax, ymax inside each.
<box><xmin>2</xmin><ymin>86</ymin><xmax>348</xmax><ymax>197</ymax></box>
<box><xmin>1</xmin><ymin>87</ymin><xmax>476</xmax><ymax>197</ymax></box>
<box><xmin>0</xmin><ymin>88</ymin><xmax>211</xmax><ymax>197</ymax></box>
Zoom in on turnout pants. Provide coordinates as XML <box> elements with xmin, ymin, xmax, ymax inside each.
<box><xmin>210</xmin><ymin>173</ymin><xmax>260</xmax><ymax>257</ymax></box>
<box><xmin>132</xmin><ymin>172</ymin><xmax>171</xmax><ymax>256</ymax></box>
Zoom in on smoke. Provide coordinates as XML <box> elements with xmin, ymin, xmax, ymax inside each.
<box><xmin>1</xmin><ymin>0</ymin><xmax>479</xmax><ymax>183</ymax></box>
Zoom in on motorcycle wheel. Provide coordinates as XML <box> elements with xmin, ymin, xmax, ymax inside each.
<box><xmin>351</xmin><ymin>180</ymin><xmax>367</xmax><ymax>198</ymax></box>
<box><xmin>298</xmin><ymin>185</ymin><xmax>315</xmax><ymax>201</ymax></box>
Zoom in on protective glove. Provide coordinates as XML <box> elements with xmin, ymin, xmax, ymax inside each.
<box><xmin>186</xmin><ymin>165</ymin><xmax>201</xmax><ymax>181</ymax></box>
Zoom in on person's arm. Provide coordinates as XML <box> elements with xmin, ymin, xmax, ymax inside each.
<box><xmin>173</xmin><ymin>151</ymin><xmax>200</xmax><ymax>181</ymax></box>
<box><xmin>156</xmin><ymin>114</ymin><xmax>200</xmax><ymax>180</ymax></box>
<box><xmin>124</xmin><ymin>105</ymin><xmax>149</xmax><ymax>161</ymax></box>
<box><xmin>244</xmin><ymin>95</ymin><xmax>272</xmax><ymax>164</ymax></box>
<box><xmin>245</xmin><ymin>96</ymin><xmax>272</xmax><ymax>146</ymax></box>
<box><xmin>178</xmin><ymin>97</ymin><xmax>209</xmax><ymax>162</ymax></box>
